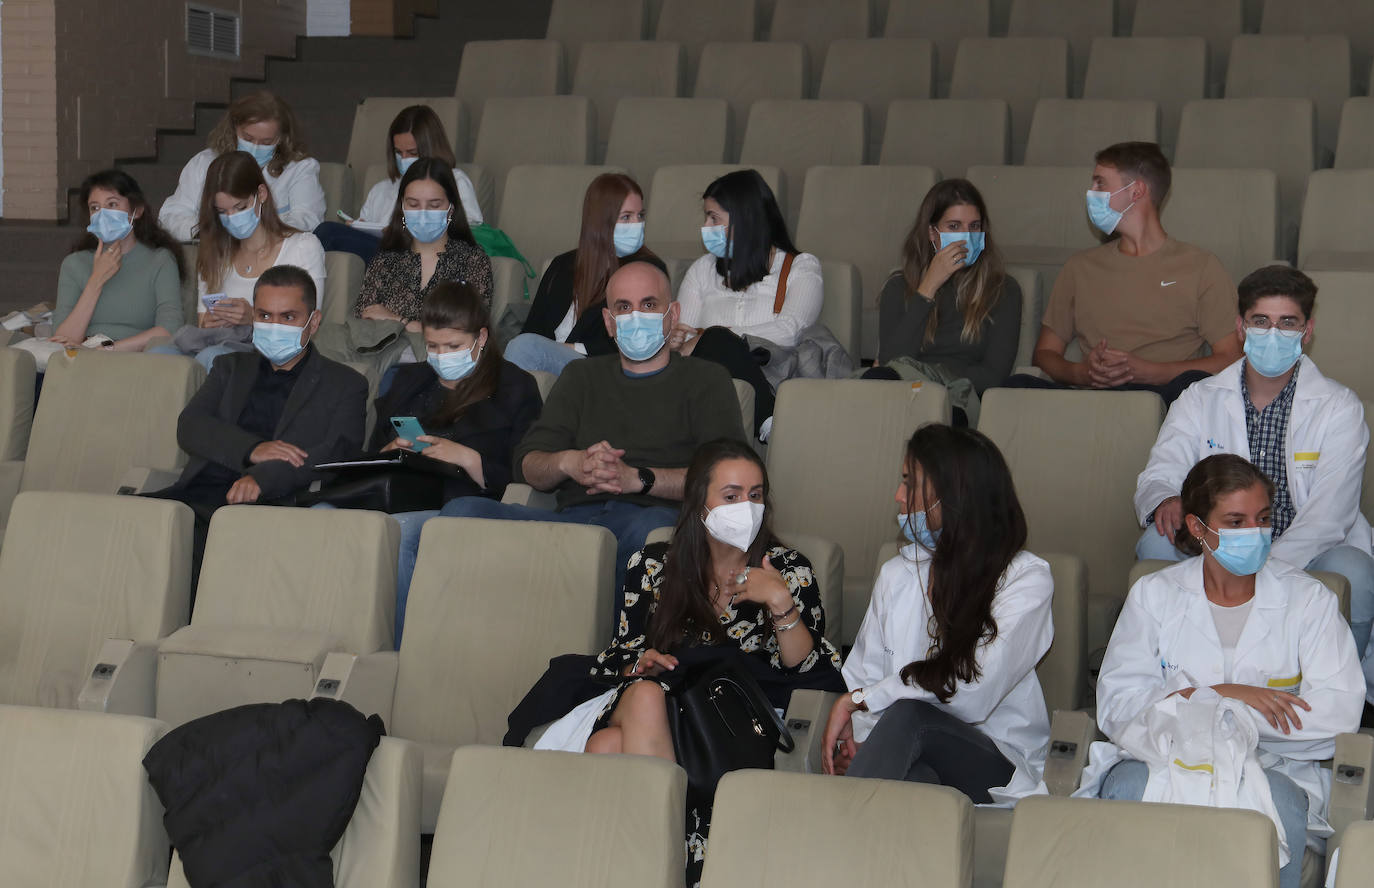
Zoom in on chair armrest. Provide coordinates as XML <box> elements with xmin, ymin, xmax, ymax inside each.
<box><xmin>1044</xmin><ymin>709</ymin><xmax>1097</xmax><ymax>797</ymax></box>
<box><xmin>117</xmin><ymin>466</ymin><xmax>182</xmax><ymax>495</ymax></box>
<box><xmin>775</xmin><ymin>688</ymin><xmax>842</xmax><ymax>774</ymax></box>
<box><xmin>501</xmin><ymin>482</ymin><xmax>557</xmax><ymax>510</ymax></box>
<box><xmin>1329</xmin><ymin>731</ymin><xmax>1374</xmax><ymax>846</ymax></box>
<box><xmin>0</xmin><ymin>458</ymin><xmax>23</xmax><ymax>535</ymax></box>
<box><xmin>1012</xmin><ymin>365</ymin><xmax>1049</xmax><ymax>380</ymax></box>
<box><xmin>313</xmin><ymin>650</ymin><xmax>400</xmax><ymax>727</ymax></box>
<box><xmin>76</xmin><ymin>638</ymin><xmax>159</xmax><ymax>717</ymax></box>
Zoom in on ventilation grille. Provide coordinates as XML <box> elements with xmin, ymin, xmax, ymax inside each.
<box><xmin>186</xmin><ymin>4</ymin><xmax>240</xmax><ymax>59</ymax></box>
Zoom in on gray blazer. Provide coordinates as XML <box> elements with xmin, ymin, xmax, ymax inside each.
<box><xmin>169</xmin><ymin>347</ymin><xmax>368</xmax><ymax>501</ymax></box>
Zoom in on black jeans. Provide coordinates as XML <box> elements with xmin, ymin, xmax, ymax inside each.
<box><xmin>690</xmin><ymin>326</ymin><xmax>775</xmax><ymax>435</ymax></box>
<box><xmin>846</xmin><ymin>699</ymin><xmax>1013</xmax><ymax>803</ymax></box>
<box><xmin>1001</xmin><ymin>369</ymin><xmax>1210</xmax><ymax>406</ymax></box>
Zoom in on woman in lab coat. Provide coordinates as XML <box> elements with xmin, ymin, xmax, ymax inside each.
<box><xmin>1097</xmin><ymin>453</ymin><xmax>1364</xmax><ymax>888</ymax></box>
<box><xmin>821</xmin><ymin>424</ymin><xmax>1055</xmax><ymax>802</ymax></box>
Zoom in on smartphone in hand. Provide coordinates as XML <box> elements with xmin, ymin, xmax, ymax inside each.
<box><xmin>390</xmin><ymin>416</ymin><xmax>430</xmax><ymax>451</ymax></box>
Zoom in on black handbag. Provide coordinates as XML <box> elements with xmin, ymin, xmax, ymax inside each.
<box><xmin>300</xmin><ymin>450</ymin><xmax>461</xmax><ymax>513</ymax></box>
<box><xmin>665</xmin><ymin>661</ymin><xmax>795</xmax><ymax>808</ymax></box>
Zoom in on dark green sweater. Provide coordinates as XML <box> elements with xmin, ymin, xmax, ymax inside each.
<box><xmin>515</xmin><ymin>353</ymin><xmax>747</xmax><ymax>509</ymax></box>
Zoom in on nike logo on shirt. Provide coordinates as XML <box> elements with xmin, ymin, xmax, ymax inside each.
<box><xmin>1160</xmin><ymin>280</ymin><xmax>1177</xmax><ymax>287</ymax></box>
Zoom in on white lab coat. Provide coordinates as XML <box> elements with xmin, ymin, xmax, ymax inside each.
<box><xmin>1134</xmin><ymin>356</ymin><xmax>1372</xmax><ymax>568</ymax></box>
<box><xmin>1093</xmin><ymin>557</ymin><xmax>1365</xmax><ymax>842</ymax></box>
<box><xmin>357</xmin><ymin>169</ymin><xmax>484</xmax><ymax>226</ymax></box>
<box><xmin>158</xmin><ymin>148</ymin><xmax>327</xmax><ymax>242</ymax></box>
<box><xmin>843</xmin><ymin>545</ymin><xmax>1054</xmax><ymax>802</ymax></box>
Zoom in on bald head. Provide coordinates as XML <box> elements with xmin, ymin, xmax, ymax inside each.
<box><xmin>606</xmin><ymin>260</ymin><xmax>671</xmax><ymax>311</ymax></box>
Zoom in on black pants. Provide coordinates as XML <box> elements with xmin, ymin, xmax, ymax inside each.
<box><xmin>846</xmin><ymin>699</ymin><xmax>1013</xmax><ymax>803</ymax></box>
<box><xmin>313</xmin><ymin>221</ymin><xmax>381</xmax><ymax>264</ymax></box>
<box><xmin>690</xmin><ymin>326</ymin><xmax>774</xmax><ymax>436</ymax></box>
<box><xmin>1001</xmin><ymin>369</ymin><xmax>1209</xmax><ymax>406</ymax></box>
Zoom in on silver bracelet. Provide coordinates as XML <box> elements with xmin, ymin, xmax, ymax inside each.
<box><xmin>770</xmin><ymin>602</ymin><xmax>799</xmax><ymax>620</ymax></box>
<box><xmin>773</xmin><ymin>613</ymin><xmax>803</xmax><ymax>632</ymax></box>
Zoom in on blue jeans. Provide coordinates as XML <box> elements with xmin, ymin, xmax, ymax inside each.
<box><xmin>504</xmin><ymin>333</ymin><xmax>585</xmax><ymax>376</ymax></box>
<box><xmin>1100</xmin><ymin>758</ymin><xmax>1308</xmax><ymax>888</ymax></box>
<box><xmin>1136</xmin><ymin>527</ymin><xmax>1374</xmax><ymax>660</ymax></box>
<box><xmin>146</xmin><ymin>341</ymin><xmax>240</xmax><ymax>372</ymax></box>
<box><xmin>439</xmin><ymin>496</ymin><xmax>678</xmax><ymax>626</ymax></box>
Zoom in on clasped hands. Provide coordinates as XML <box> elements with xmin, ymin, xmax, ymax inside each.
<box><xmin>563</xmin><ymin>440</ymin><xmax>642</xmax><ymax>495</ymax></box>
<box><xmin>225</xmin><ymin>439</ymin><xmax>310</xmax><ymax>505</ymax></box>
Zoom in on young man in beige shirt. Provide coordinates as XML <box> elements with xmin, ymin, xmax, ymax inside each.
<box><xmin>1008</xmin><ymin>141</ymin><xmax>1242</xmax><ymax>404</ymax></box>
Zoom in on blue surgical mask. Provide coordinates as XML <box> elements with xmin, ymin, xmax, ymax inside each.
<box><xmin>237</xmin><ymin>138</ymin><xmax>277</xmax><ymax>168</ymax></box>
<box><xmin>395</xmin><ymin>153</ymin><xmax>418</xmax><ymax>175</ymax></box>
<box><xmin>898</xmin><ymin>501</ymin><xmax>940</xmax><ymax>548</ymax></box>
<box><xmin>1244</xmin><ymin>327</ymin><xmax>1304</xmax><ymax>378</ymax></box>
<box><xmin>428</xmin><ymin>345</ymin><xmax>478</xmax><ymax>381</ymax></box>
<box><xmin>1085</xmin><ymin>180</ymin><xmax>1136</xmax><ymax>235</ymax></box>
<box><xmin>87</xmin><ymin>208</ymin><xmax>133</xmax><ymax>244</ymax></box>
<box><xmin>253</xmin><ymin>319</ymin><xmax>310</xmax><ymax>366</ymax></box>
<box><xmin>1200</xmin><ymin>521</ymin><xmax>1272</xmax><ymax>577</ymax></box>
<box><xmin>404</xmin><ymin>208</ymin><xmax>450</xmax><ymax>243</ymax></box>
<box><xmin>614</xmin><ymin>311</ymin><xmax>667</xmax><ymax>361</ymax></box>
<box><xmin>219</xmin><ymin>198</ymin><xmax>261</xmax><ymax>240</ymax></box>
<box><xmin>614</xmin><ymin>222</ymin><xmax>645</xmax><ymax>258</ymax></box>
<box><xmin>701</xmin><ymin>224</ymin><xmax>730</xmax><ymax>259</ymax></box>
<box><xmin>938</xmin><ymin>231</ymin><xmax>985</xmax><ymax>266</ymax></box>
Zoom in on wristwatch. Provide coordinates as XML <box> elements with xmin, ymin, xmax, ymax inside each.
<box><xmin>850</xmin><ymin>688</ymin><xmax>869</xmax><ymax>711</ymax></box>
<box><xmin>637</xmin><ymin>466</ymin><xmax>656</xmax><ymax>496</ymax></box>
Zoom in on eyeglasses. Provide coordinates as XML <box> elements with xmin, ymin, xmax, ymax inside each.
<box><xmin>1245</xmin><ymin>317</ymin><xmax>1304</xmax><ymax>331</ymax></box>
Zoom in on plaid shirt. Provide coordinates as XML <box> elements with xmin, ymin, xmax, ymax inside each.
<box><xmin>1241</xmin><ymin>364</ymin><xmax>1299</xmax><ymax>538</ymax></box>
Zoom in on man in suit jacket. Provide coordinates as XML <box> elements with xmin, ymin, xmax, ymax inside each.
<box><xmin>147</xmin><ymin>264</ymin><xmax>368</xmax><ymax>595</ymax></box>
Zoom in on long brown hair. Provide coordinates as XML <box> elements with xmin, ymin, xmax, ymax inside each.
<box><xmin>207</xmin><ymin>91</ymin><xmax>308</xmax><ymax>178</ymax></box>
<box><xmin>898</xmin><ymin>425</ymin><xmax>1026</xmax><ymax>703</ymax></box>
<box><xmin>196</xmin><ymin>151</ymin><xmax>297</xmax><ymax>293</ymax></box>
<box><xmin>899</xmin><ymin>179</ymin><xmax>1006</xmax><ymax>345</ymax></box>
<box><xmin>419</xmin><ymin>281</ymin><xmax>501</xmax><ymax>427</ymax></box>
<box><xmin>385</xmin><ymin>105</ymin><xmax>457</xmax><ymax>181</ymax></box>
<box><xmin>378</xmin><ymin>158</ymin><xmax>476</xmax><ymax>254</ymax></box>
<box><xmin>72</xmin><ymin>169</ymin><xmax>186</xmax><ymax>281</ymax></box>
<box><xmin>647</xmin><ymin>439</ymin><xmax>780</xmax><ymax>652</ymax></box>
<box><xmin>571</xmin><ymin>173</ymin><xmax>655</xmax><ymax>315</ymax></box>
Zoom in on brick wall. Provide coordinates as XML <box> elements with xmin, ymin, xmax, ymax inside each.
<box><xmin>2</xmin><ymin>0</ymin><xmax>309</xmax><ymax>220</ymax></box>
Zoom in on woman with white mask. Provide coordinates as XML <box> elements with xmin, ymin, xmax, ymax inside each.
<box><xmin>823</xmin><ymin>424</ymin><xmax>1055</xmax><ymax>805</ymax></box>
<box><xmin>1093</xmin><ymin>453</ymin><xmax>1364</xmax><ymax>888</ymax></box>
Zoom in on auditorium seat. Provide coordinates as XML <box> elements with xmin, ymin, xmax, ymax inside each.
<box><xmin>344</xmin><ymin>97</ymin><xmax>467</xmax><ymax>193</ymax></box>
<box><xmin>767</xmin><ymin>0</ymin><xmax>872</xmax><ymax>95</ymax></box>
<box><xmin>453</xmin><ymin>40</ymin><xmax>566</xmax><ymax>155</ymax></box>
<box><xmin>656</xmin><ymin>0</ymin><xmax>759</xmax><ymax>87</ymax></box>
<box><xmin>604</xmin><ymin>97</ymin><xmax>730</xmax><ymax>187</ymax></box>
<box><xmin>1226</xmin><ymin>35</ymin><xmax>1351</xmax><ymax>162</ymax></box>
<box><xmin>322</xmin><ymin>251</ymin><xmax>365</xmax><ymax>327</ymax></box>
<box><xmin>1002</xmin><ymin>796</ymin><xmax>1279</xmax><ymax>888</ymax></box>
<box><xmin>0</xmin><ymin>351</ymin><xmax>204</xmax><ymax>537</ymax></box>
<box><xmin>1082</xmin><ymin>37</ymin><xmax>1205</xmax><ymax>155</ymax></box>
<box><xmin>1130</xmin><ymin>0</ymin><xmax>1242</xmax><ymax>97</ymax></box>
<box><xmin>1334</xmin><ymin>98</ymin><xmax>1374</xmax><ymax>169</ymax></box>
<box><xmin>546</xmin><ymin>0</ymin><xmax>647</xmax><ymax>74</ymax></box>
<box><xmin>739</xmin><ymin>100</ymin><xmax>867</xmax><ymax>230</ymax></box>
<box><xmin>0</xmin><ymin>492</ymin><xmax>190</xmax><ymax>712</ymax></box>
<box><xmin>154</xmin><ymin>505</ymin><xmax>399</xmax><ymax>728</ymax></box>
<box><xmin>0</xmin><ymin>705</ymin><xmax>169</xmax><ymax>888</ymax></box>
<box><xmin>1298</xmin><ymin>171</ymin><xmax>1374</xmax><ymax>272</ymax></box>
<box><xmin>766</xmin><ymin>378</ymin><xmax>952</xmax><ymax>644</ymax></box>
<box><xmin>473</xmin><ymin>96</ymin><xmax>594</xmax><ymax>215</ymax></box>
<box><xmin>162</xmin><ymin>736</ymin><xmax>423</xmax><ymax>888</ymax></box>
<box><xmin>1174</xmin><ymin>98</ymin><xmax>1316</xmax><ymax>262</ymax></box>
<box><xmin>646</xmin><ymin>163</ymin><xmax>783</xmax><ymax>260</ymax></box>
<box><xmin>499</xmin><ymin>165</ymin><xmax>628</xmax><ymax>271</ymax></box>
<box><xmin>428</xmin><ymin>747</ymin><xmax>686</xmax><ymax>888</ymax></box>
<box><xmin>819</xmin><ymin>260</ymin><xmax>863</xmax><ymax>364</ymax></box>
<box><xmin>818</xmin><ymin>39</ymin><xmax>934</xmax><ymax>161</ymax></box>
<box><xmin>702</xmin><ymin>771</ymin><xmax>974</xmax><ymax>887</ymax></box>
<box><xmin>693</xmin><ymin>42</ymin><xmax>807</xmax><ymax>160</ymax></box>
<box><xmin>1161</xmin><ymin>167</ymin><xmax>1280</xmax><ymax>284</ymax></box>
<box><xmin>950</xmin><ymin>37</ymin><xmax>1071</xmax><ymax>163</ymax></box>
<box><xmin>1023</xmin><ymin>98</ymin><xmax>1160</xmax><ymax>167</ymax></box>
<box><xmin>0</xmin><ymin>347</ymin><xmax>34</xmax><ymax>464</ymax></box>
<box><xmin>572</xmin><ymin>41</ymin><xmax>685</xmax><ymax>161</ymax></box>
<box><xmin>880</xmin><ymin>99</ymin><xmax>1011</xmax><ymax>176</ymax></box>
<box><xmin>793</xmin><ymin>164</ymin><xmax>940</xmax><ymax>360</ymax></box>
<box><xmin>1007</xmin><ymin>0</ymin><xmax>1115</xmax><ymax>96</ymax></box>
<box><xmin>979</xmin><ymin>388</ymin><xmax>1165</xmax><ymax>657</ymax></box>
<box><xmin>313</xmin><ymin>517</ymin><xmax>617</xmax><ymax>829</ymax></box>
<box><xmin>884</xmin><ymin>0</ymin><xmax>990</xmax><ymax>97</ymax></box>
<box><xmin>1336</xmin><ymin>820</ymin><xmax>1374</xmax><ymax>888</ymax></box>
<box><xmin>965</xmin><ymin>164</ymin><xmax>1098</xmax><ymax>269</ymax></box>
<box><xmin>1261</xmin><ymin>0</ymin><xmax>1374</xmax><ymax>94</ymax></box>
<box><xmin>1303</xmin><ymin>271</ymin><xmax>1374</xmax><ymax>403</ymax></box>
<box><xmin>317</xmin><ymin>162</ymin><xmax>355</xmax><ymax>230</ymax></box>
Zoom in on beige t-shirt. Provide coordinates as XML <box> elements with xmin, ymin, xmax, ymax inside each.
<box><xmin>1042</xmin><ymin>237</ymin><xmax>1237</xmax><ymax>363</ymax></box>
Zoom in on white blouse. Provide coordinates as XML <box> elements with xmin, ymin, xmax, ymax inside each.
<box><xmin>357</xmin><ymin>169</ymin><xmax>484</xmax><ymax>226</ymax></box>
<box><xmin>159</xmin><ymin>148</ymin><xmax>326</xmax><ymax>242</ymax></box>
<box><xmin>196</xmin><ymin>231</ymin><xmax>328</xmax><ymax>312</ymax></box>
<box><xmin>676</xmin><ymin>250</ymin><xmax>824</xmax><ymax>347</ymax></box>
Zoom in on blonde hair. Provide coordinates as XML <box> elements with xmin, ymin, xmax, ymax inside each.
<box><xmin>207</xmin><ymin>91</ymin><xmax>308</xmax><ymax>178</ymax></box>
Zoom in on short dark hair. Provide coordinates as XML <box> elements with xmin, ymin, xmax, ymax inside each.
<box><xmin>1237</xmin><ymin>265</ymin><xmax>1317</xmax><ymax>320</ymax></box>
<box><xmin>1175</xmin><ymin>454</ymin><xmax>1276</xmax><ymax>555</ymax></box>
<box><xmin>1094</xmin><ymin>142</ymin><xmax>1171</xmax><ymax>209</ymax></box>
<box><xmin>254</xmin><ymin>264</ymin><xmax>317</xmax><ymax>312</ymax></box>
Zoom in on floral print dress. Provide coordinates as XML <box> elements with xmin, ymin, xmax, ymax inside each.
<box><xmin>591</xmin><ymin>540</ymin><xmax>843</xmax><ymax>885</ymax></box>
